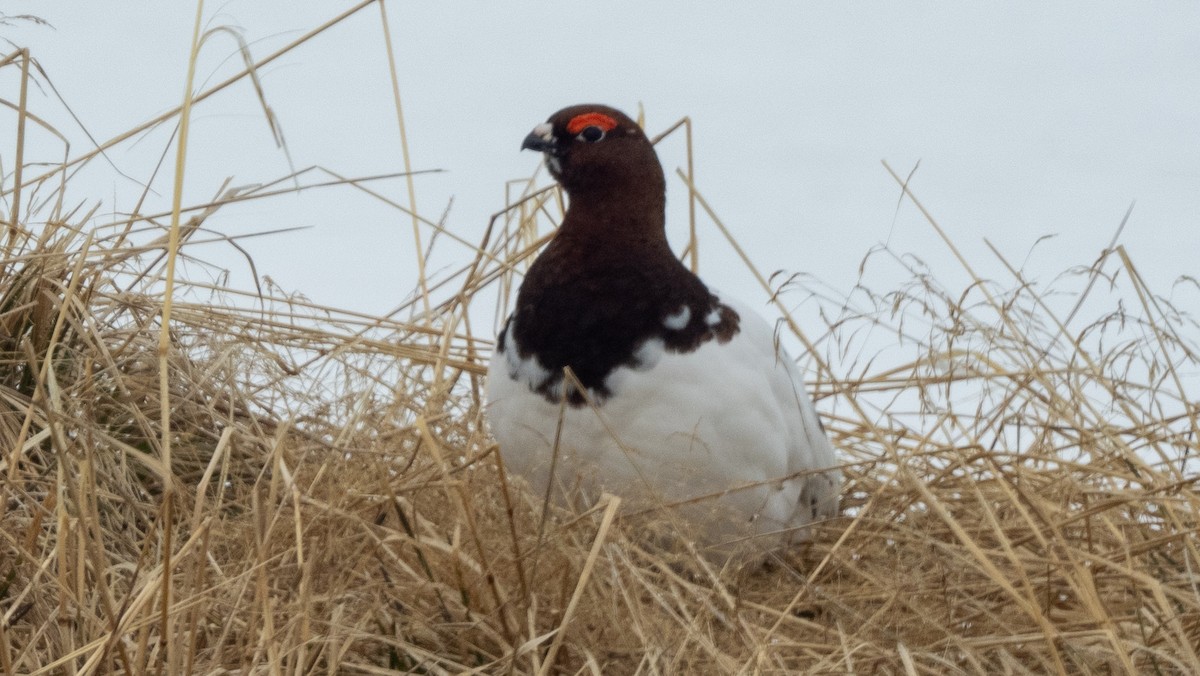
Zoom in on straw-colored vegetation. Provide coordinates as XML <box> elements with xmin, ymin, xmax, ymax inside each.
<box><xmin>2</xmin><ymin>6</ymin><xmax>1198</xmax><ymax>674</ymax></box>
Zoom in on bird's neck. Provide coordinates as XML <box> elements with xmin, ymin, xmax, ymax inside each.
<box><xmin>555</xmin><ymin>184</ymin><xmax>670</xmax><ymax>255</ymax></box>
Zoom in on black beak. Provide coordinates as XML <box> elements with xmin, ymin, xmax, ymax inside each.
<box><xmin>521</xmin><ymin>124</ymin><xmax>559</xmax><ymax>154</ymax></box>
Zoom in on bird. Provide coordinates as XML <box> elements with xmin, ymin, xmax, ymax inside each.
<box><xmin>486</xmin><ymin>104</ymin><xmax>842</xmax><ymax>562</ymax></box>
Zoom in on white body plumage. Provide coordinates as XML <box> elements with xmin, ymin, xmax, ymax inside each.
<box><xmin>487</xmin><ymin>295</ymin><xmax>841</xmax><ymax>557</ymax></box>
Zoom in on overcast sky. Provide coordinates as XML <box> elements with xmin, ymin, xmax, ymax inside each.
<box><xmin>6</xmin><ymin>2</ymin><xmax>1199</xmax><ymax>329</ymax></box>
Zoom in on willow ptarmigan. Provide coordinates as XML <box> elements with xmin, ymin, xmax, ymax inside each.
<box><xmin>486</xmin><ymin>104</ymin><xmax>841</xmax><ymax>560</ymax></box>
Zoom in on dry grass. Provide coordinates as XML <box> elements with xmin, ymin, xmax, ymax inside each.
<box><xmin>2</xmin><ymin>6</ymin><xmax>1198</xmax><ymax>674</ymax></box>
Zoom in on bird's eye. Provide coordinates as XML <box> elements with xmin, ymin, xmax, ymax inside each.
<box><xmin>576</xmin><ymin>125</ymin><xmax>605</xmax><ymax>143</ymax></box>
<box><xmin>566</xmin><ymin>112</ymin><xmax>618</xmax><ymax>142</ymax></box>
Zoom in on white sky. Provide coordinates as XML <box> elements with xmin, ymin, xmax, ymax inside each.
<box><xmin>5</xmin><ymin>2</ymin><xmax>1199</xmax><ymax>325</ymax></box>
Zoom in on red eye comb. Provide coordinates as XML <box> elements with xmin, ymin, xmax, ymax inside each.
<box><xmin>566</xmin><ymin>112</ymin><xmax>618</xmax><ymax>135</ymax></box>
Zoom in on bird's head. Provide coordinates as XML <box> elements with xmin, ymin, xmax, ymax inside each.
<box><xmin>522</xmin><ymin>104</ymin><xmax>664</xmax><ymax>197</ymax></box>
